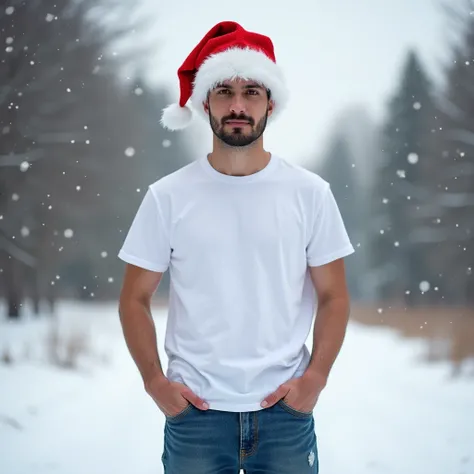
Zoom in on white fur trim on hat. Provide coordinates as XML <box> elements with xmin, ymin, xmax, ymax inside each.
<box><xmin>191</xmin><ymin>47</ymin><xmax>288</xmax><ymax>122</ymax></box>
<box><xmin>160</xmin><ymin>103</ymin><xmax>193</xmax><ymax>130</ymax></box>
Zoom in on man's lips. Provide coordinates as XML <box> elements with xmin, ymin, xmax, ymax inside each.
<box><xmin>225</xmin><ymin>120</ymin><xmax>250</xmax><ymax>125</ymax></box>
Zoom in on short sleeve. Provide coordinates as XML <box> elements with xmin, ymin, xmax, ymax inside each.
<box><xmin>118</xmin><ymin>187</ymin><xmax>171</xmax><ymax>272</ymax></box>
<box><xmin>306</xmin><ymin>184</ymin><xmax>355</xmax><ymax>267</ymax></box>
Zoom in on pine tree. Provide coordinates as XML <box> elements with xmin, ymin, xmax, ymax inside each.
<box><xmin>435</xmin><ymin>7</ymin><xmax>474</xmax><ymax>305</ymax></box>
<box><xmin>370</xmin><ymin>50</ymin><xmax>437</xmax><ymax>306</ymax></box>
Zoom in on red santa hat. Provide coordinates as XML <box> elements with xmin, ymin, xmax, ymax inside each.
<box><xmin>160</xmin><ymin>21</ymin><xmax>288</xmax><ymax>130</ymax></box>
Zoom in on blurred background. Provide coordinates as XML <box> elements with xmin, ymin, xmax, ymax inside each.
<box><xmin>1</xmin><ymin>1</ymin><xmax>473</xmax><ymax>473</ymax></box>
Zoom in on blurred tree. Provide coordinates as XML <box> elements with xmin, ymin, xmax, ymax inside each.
<box><xmin>316</xmin><ymin>133</ymin><xmax>361</xmax><ymax>299</ymax></box>
<box><xmin>0</xmin><ymin>1</ymin><xmax>190</xmax><ymax>318</ymax></box>
<box><xmin>434</xmin><ymin>3</ymin><xmax>474</xmax><ymax>306</ymax></box>
<box><xmin>369</xmin><ymin>50</ymin><xmax>438</xmax><ymax>306</ymax></box>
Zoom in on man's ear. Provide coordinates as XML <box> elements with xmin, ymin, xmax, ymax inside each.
<box><xmin>267</xmin><ymin>99</ymin><xmax>275</xmax><ymax>118</ymax></box>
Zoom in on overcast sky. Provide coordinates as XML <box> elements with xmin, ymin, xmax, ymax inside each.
<box><xmin>139</xmin><ymin>0</ymin><xmax>452</xmax><ymax>165</ymax></box>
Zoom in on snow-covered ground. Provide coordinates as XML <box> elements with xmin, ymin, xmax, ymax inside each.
<box><xmin>1</xmin><ymin>300</ymin><xmax>473</xmax><ymax>474</ymax></box>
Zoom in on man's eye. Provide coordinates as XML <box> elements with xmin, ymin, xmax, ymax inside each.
<box><xmin>247</xmin><ymin>89</ymin><xmax>259</xmax><ymax>95</ymax></box>
<box><xmin>217</xmin><ymin>89</ymin><xmax>230</xmax><ymax>95</ymax></box>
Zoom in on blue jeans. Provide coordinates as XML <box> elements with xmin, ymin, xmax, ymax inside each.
<box><xmin>162</xmin><ymin>399</ymin><xmax>319</xmax><ymax>473</ymax></box>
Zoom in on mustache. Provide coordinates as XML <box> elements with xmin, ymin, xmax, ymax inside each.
<box><xmin>221</xmin><ymin>113</ymin><xmax>254</xmax><ymax>126</ymax></box>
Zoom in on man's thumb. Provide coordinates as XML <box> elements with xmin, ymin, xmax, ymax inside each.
<box><xmin>261</xmin><ymin>384</ymin><xmax>290</xmax><ymax>408</ymax></box>
<box><xmin>181</xmin><ymin>389</ymin><xmax>209</xmax><ymax>410</ymax></box>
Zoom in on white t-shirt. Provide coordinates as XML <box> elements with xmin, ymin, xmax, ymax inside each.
<box><xmin>118</xmin><ymin>154</ymin><xmax>355</xmax><ymax>412</ymax></box>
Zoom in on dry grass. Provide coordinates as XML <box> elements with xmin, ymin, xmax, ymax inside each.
<box><xmin>351</xmin><ymin>304</ymin><xmax>474</xmax><ymax>375</ymax></box>
<box><xmin>45</xmin><ymin>315</ymin><xmax>91</xmax><ymax>370</ymax></box>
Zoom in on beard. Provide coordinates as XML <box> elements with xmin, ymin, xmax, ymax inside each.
<box><xmin>209</xmin><ymin>106</ymin><xmax>269</xmax><ymax>148</ymax></box>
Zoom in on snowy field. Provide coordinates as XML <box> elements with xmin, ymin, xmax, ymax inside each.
<box><xmin>1</xmin><ymin>300</ymin><xmax>473</xmax><ymax>474</ymax></box>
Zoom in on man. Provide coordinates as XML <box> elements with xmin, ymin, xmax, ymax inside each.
<box><xmin>118</xmin><ymin>21</ymin><xmax>355</xmax><ymax>474</ymax></box>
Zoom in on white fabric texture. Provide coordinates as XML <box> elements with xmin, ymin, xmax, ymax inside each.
<box><xmin>118</xmin><ymin>154</ymin><xmax>355</xmax><ymax>412</ymax></box>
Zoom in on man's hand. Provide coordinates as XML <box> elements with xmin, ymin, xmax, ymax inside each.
<box><xmin>145</xmin><ymin>374</ymin><xmax>209</xmax><ymax>417</ymax></box>
<box><xmin>260</xmin><ymin>371</ymin><xmax>327</xmax><ymax>413</ymax></box>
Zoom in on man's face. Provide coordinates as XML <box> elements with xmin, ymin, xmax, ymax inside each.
<box><xmin>204</xmin><ymin>78</ymin><xmax>274</xmax><ymax>148</ymax></box>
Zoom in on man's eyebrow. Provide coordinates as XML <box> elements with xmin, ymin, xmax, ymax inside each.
<box><xmin>214</xmin><ymin>82</ymin><xmax>264</xmax><ymax>89</ymax></box>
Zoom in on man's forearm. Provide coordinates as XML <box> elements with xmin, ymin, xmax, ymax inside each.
<box><xmin>118</xmin><ymin>299</ymin><xmax>165</xmax><ymax>386</ymax></box>
<box><xmin>305</xmin><ymin>296</ymin><xmax>350</xmax><ymax>381</ymax></box>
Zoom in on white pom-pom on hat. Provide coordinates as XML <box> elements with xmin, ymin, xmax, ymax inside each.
<box><xmin>160</xmin><ymin>103</ymin><xmax>193</xmax><ymax>131</ymax></box>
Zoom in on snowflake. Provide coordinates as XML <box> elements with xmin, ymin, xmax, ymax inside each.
<box><xmin>21</xmin><ymin>227</ymin><xmax>30</xmax><ymax>237</ymax></box>
<box><xmin>407</xmin><ymin>153</ymin><xmax>419</xmax><ymax>164</ymax></box>
<box><xmin>45</xmin><ymin>13</ymin><xmax>54</xmax><ymax>22</ymax></box>
<box><xmin>162</xmin><ymin>139</ymin><xmax>172</xmax><ymax>148</ymax></box>
<box><xmin>5</xmin><ymin>6</ymin><xmax>15</xmax><ymax>15</ymax></box>
<box><xmin>125</xmin><ymin>147</ymin><xmax>135</xmax><ymax>157</ymax></box>
<box><xmin>101</xmin><ymin>251</ymin><xmax>108</xmax><ymax>258</ymax></box>
<box><xmin>413</xmin><ymin>102</ymin><xmax>421</xmax><ymax>110</ymax></box>
<box><xmin>20</xmin><ymin>161</ymin><xmax>30</xmax><ymax>172</ymax></box>
<box><xmin>396</xmin><ymin>170</ymin><xmax>406</xmax><ymax>178</ymax></box>
<box><xmin>64</xmin><ymin>229</ymin><xmax>74</xmax><ymax>238</ymax></box>
<box><xmin>419</xmin><ymin>281</ymin><xmax>430</xmax><ymax>292</ymax></box>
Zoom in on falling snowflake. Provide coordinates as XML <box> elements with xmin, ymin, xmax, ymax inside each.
<box><xmin>45</xmin><ymin>13</ymin><xmax>54</xmax><ymax>22</ymax></box>
<box><xmin>101</xmin><ymin>251</ymin><xmax>108</xmax><ymax>258</ymax></box>
<box><xmin>21</xmin><ymin>227</ymin><xmax>30</xmax><ymax>237</ymax></box>
<box><xmin>396</xmin><ymin>170</ymin><xmax>406</xmax><ymax>178</ymax></box>
<box><xmin>162</xmin><ymin>139</ymin><xmax>172</xmax><ymax>148</ymax></box>
<box><xmin>76</xmin><ymin>185</ymin><xmax>81</xmax><ymax>191</ymax></box>
<box><xmin>136</xmin><ymin>188</ymin><xmax>141</xmax><ymax>192</ymax></box>
<box><xmin>382</xmin><ymin>198</ymin><xmax>389</xmax><ymax>204</ymax></box>
<box><xmin>377</xmin><ymin>308</ymin><xmax>383</xmax><ymax>314</ymax></box>
<box><xmin>12</xmin><ymin>193</ymin><xmax>19</xmax><ymax>201</ymax></box>
<box><xmin>134</xmin><ymin>87</ymin><xmax>143</xmax><ymax>96</ymax></box>
<box><xmin>5</xmin><ymin>46</ymin><xmax>13</xmax><ymax>53</ymax></box>
<box><xmin>394</xmin><ymin>241</ymin><xmax>400</xmax><ymax>247</ymax></box>
<box><xmin>6</xmin><ymin>37</ymin><xmax>13</xmax><ymax>44</ymax></box>
<box><xmin>64</xmin><ymin>229</ymin><xmax>74</xmax><ymax>238</ymax></box>
<box><xmin>20</xmin><ymin>161</ymin><xmax>30</xmax><ymax>172</ymax></box>
<box><xmin>413</xmin><ymin>102</ymin><xmax>421</xmax><ymax>110</ymax></box>
<box><xmin>419</xmin><ymin>281</ymin><xmax>430</xmax><ymax>292</ymax></box>
<box><xmin>407</xmin><ymin>153</ymin><xmax>419</xmax><ymax>164</ymax></box>
<box><xmin>125</xmin><ymin>147</ymin><xmax>135</xmax><ymax>157</ymax></box>
<box><xmin>5</xmin><ymin>6</ymin><xmax>15</xmax><ymax>15</ymax></box>
<box><xmin>108</xmin><ymin>277</ymin><xmax>114</xmax><ymax>283</ymax></box>
<box><xmin>67</xmin><ymin>88</ymin><xmax>71</xmax><ymax>93</ymax></box>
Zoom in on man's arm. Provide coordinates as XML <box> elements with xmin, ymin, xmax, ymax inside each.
<box><xmin>304</xmin><ymin>258</ymin><xmax>351</xmax><ymax>385</ymax></box>
<box><xmin>118</xmin><ymin>263</ymin><xmax>165</xmax><ymax>389</ymax></box>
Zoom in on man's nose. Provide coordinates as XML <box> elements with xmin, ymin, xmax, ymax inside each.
<box><xmin>229</xmin><ymin>94</ymin><xmax>246</xmax><ymax>115</ymax></box>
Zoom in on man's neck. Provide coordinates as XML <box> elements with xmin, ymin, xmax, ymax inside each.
<box><xmin>208</xmin><ymin>139</ymin><xmax>271</xmax><ymax>177</ymax></box>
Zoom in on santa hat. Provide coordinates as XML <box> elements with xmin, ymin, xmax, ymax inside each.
<box><xmin>160</xmin><ymin>21</ymin><xmax>288</xmax><ymax>131</ymax></box>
